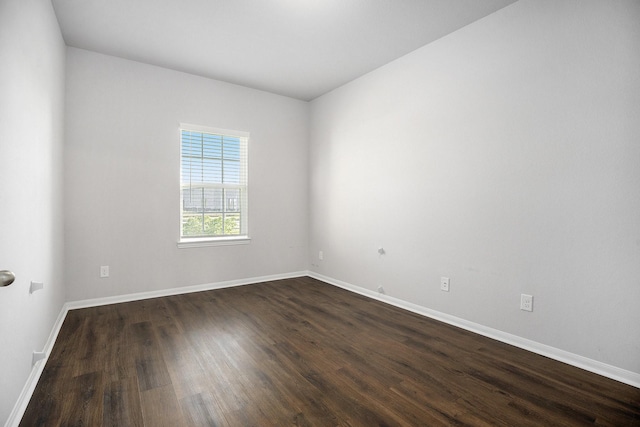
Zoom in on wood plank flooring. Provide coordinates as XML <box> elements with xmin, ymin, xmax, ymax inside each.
<box><xmin>20</xmin><ymin>277</ymin><xmax>640</xmax><ymax>426</ymax></box>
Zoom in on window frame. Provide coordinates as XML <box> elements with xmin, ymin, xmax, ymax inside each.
<box><xmin>177</xmin><ymin>123</ymin><xmax>250</xmax><ymax>248</ymax></box>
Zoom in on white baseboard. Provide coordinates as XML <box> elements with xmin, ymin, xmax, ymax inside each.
<box><xmin>66</xmin><ymin>271</ymin><xmax>309</xmax><ymax>310</ymax></box>
<box><xmin>5</xmin><ymin>304</ymin><xmax>69</xmax><ymax>427</ymax></box>
<box><xmin>308</xmin><ymin>271</ymin><xmax>640</xmax><ymax>389</ymax></box>
<box><xmin>5</xmin><ymin>271</ymin><xmax>307</xmax><ymax>427</ymax></box>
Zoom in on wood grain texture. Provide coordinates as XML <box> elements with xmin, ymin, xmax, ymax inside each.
<box><xmin>20</xmin><ymin>277</ymin><xmax>640</xmax><ymax>426</ymax></box>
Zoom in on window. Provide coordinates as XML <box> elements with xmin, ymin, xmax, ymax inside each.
<box><xmin>179</xmin><ymin>124</ymin><xmax>249</xmax><ymax>246</ymax></box>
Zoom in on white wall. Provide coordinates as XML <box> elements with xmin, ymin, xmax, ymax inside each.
<box><xmin>64</xmin><ymin>48</ymin><xmax>309</xmax><ymax>301</ymax></box>
<box><xmin>309</xmin><ymin>0</ymin><xmax>640</xmax><ymax>374</ymax></box>
<box><xmin>0</xmin><ymin>0</ymin><xmax>66</xmax><ymax>423</ymax></box>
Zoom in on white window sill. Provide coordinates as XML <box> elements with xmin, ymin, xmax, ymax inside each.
<box><xmin>177</xmin><ymin>236</ymin><xmax>251</xmax><ymax>248</ymax></box>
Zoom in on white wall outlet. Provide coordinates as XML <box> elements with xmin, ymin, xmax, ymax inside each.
<box><xmin>520</xmin><ymin>294</ymin><xmax>533</xmax><ymax>311</ymax></box>
<box><xmin>318</xmin><ymin>250</ymin><xmax>324</xmax><ymax>260</ymax></box>
<box><xmin>100</xmin><ymin>265</ymin><xmax>109</xmax><ymax>278</ymax></box>
<box><xmin>440</xmin><ymin>277</ymin><xmax>450</xmax><ymax>292</ymax></box>
<box><xmin>377</xmin><ymin>286</ymin><xmax>385</xmax><ymax>294</ymax></box>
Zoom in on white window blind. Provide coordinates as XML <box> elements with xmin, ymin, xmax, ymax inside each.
<box><xmin>180</xmin><ymin>124</ymin><xmax>248</xmax><ymax>241</ymax></box>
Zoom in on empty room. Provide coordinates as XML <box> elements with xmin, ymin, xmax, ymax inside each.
<box><xmin>1</xmin><ymin>0</ymin><xmax>639</xmax><ymax>425</ymax></box>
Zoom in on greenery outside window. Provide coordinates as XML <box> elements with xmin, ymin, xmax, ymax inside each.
<box><xmin>179</xmin><ymin>124</ymin><xmax>249</xmax><ymax>247</ymax></box>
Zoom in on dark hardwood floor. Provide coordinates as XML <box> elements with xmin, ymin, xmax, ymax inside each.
<box><xmin>21</xmin><ymin>276</ymin><xmax>640</xmax><ymax>426</ymax></box>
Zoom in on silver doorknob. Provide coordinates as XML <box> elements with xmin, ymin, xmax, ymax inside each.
<box><xmin>0</xmin><ymin>270</ymin><xmax>16</xmax><ymax>287</ymax></box>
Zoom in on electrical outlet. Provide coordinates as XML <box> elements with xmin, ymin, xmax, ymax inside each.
<box><xmin>100</xmin><ymin>266</ymin><xmax>109</xmax><ymax>278</ymax></box>
<box><xmin>520</xmin><ymin>294</ymin><xmax>533</xmax><ymax>311</ymax></box>
<box><xmin>440</xmin><ymin>277</ymin><xmax>450</xmax><ymax>292</ymax></box>
<box><xmin>319</xmin><ymin>251</ymin><xmax>324</xmax><ymax>260</ymax></box>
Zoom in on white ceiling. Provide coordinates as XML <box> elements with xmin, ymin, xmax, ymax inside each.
<box><xmin>51</xmin><ymin>0</ymin><xmax>517</xmax><ymax>101</ymax></box>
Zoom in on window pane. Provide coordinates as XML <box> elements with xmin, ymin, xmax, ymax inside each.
<box><xmin>181</xmin><ymin>126</ymin><xmax>247</xmax><ymax>239</ymax></box>
<box><xmin>204</xmin><ymin>188</ymin><xmax>223</xmax><ymax>212</ymax></box>
<box><xmin>202</xmin><ymin>133</ymin><xmax>222</xmax><ymax>158</ymax></box>
<box><xmin>182</xmin><ymin>213</ymin><xmax>203</xmax><ymax>236</ymax></box>
<box><xmin>223</xmin><ymin>137</ymin><xmax>241</xmax><ymax>160</ymax></box>
<box><xmin>203</xmin><ymin>158</ymin><xmax>222</xmax><ymax>183</ymax></box>
<box><xmin>224</xmin><ymin>213</ymin><xmax>240</xmax><ymax>235</ymax></box>
<box><xmin>223</xmin><ymin>160</ymin><xmax>240</xmax><ymax>184</ymax></box>
<box><xmin>203</xmin><ymin>214</ymin><xmax>223</xmax><ymax>236</ymax></box>
<box><xmin>181</xmin><ymin>159</ymin><xmax>192</xmax><ymax>182</ymax></box>
<box><xmin>224</xmin><ymin>188</ymin><xmax>240</xmax><ymax>212</ymax></box>
<box><xmin>182</xmin><ymin>187</ymin><xmax>203</xmax><ymax>212</ymax></box>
